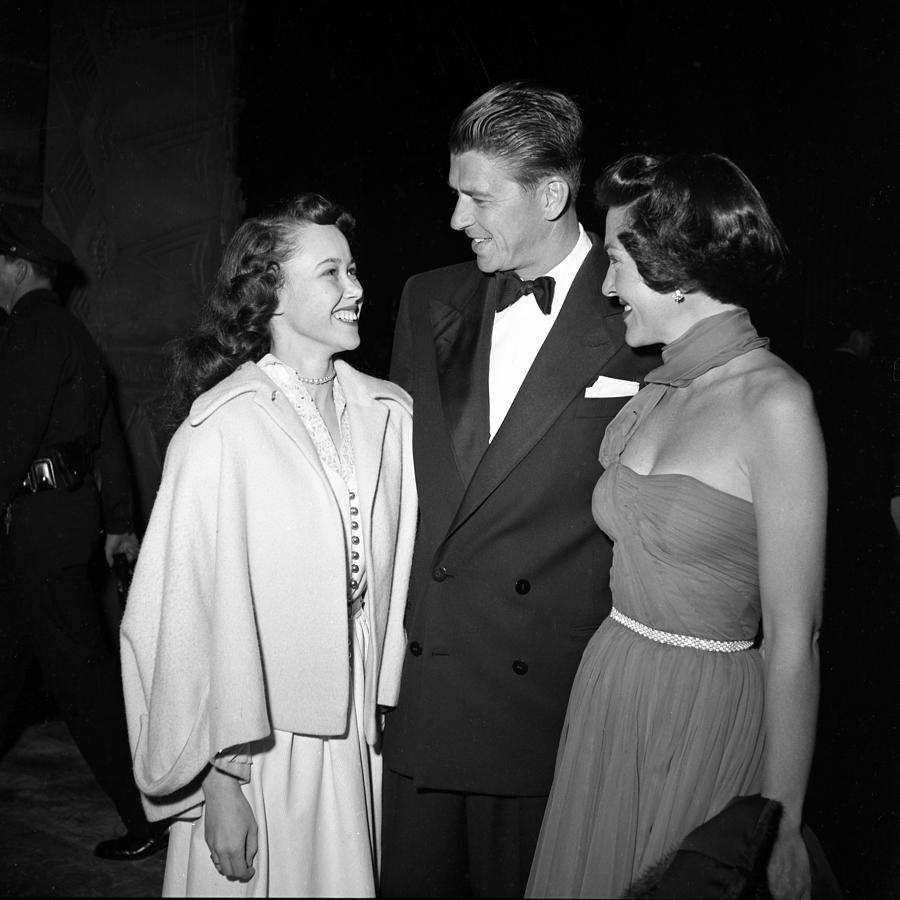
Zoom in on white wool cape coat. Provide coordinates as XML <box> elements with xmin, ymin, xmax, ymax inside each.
<box><xmin>120</xmin><ymin>360</ymin><xmax>417</xmax><ymax>821</ymax></box>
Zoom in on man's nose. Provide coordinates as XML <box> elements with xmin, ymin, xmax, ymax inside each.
<box><xmin>450</xmin><ymin>197</ymin><xmax>472</xmax><ymax>231</ymax></box>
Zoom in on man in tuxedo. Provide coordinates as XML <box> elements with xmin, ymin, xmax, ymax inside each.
<box><xmin>380</xmin><ymin>81</ymin><xmax>657</xmax><ymax>897</ymax></box>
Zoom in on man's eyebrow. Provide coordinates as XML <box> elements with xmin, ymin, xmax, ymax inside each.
<box><xmin>447</xmin><ymin>183</ymin><xmax>489</xmax><ymax>198</ymax></box>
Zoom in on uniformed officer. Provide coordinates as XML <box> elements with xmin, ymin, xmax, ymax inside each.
<box><xmin>0</xmin><ymin>205</ymin><xmax>168</xmax><ymax>860</ymax></box>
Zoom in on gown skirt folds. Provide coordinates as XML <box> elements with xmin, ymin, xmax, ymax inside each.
<box><xmin>527</xmin><ymin>463</ymin><xmax>766</xmax><ymax>898</ymax></box>
<box><xmin>162</xmin><ymin>608</ymin><xmax>381</xmax><ymax>898</ymax></box>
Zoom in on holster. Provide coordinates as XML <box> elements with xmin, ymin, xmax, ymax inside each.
<box><xmin>19</xmin><ymin>439</ymin><xmax>94</xmax><ymax>495</ymax></box>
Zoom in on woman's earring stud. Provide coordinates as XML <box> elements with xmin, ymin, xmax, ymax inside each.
<box><xmin>673</xmin><ymin>289</ymin><xmax>685</xmax><ymax>304</ymax></box>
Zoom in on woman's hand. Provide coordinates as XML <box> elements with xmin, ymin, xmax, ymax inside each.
<box><xmin>201</xmin><ymin>765</ymin><xmax>258</xmax><ymax>881</ymax></box>
<box><xmin>767</xmin><ymin>823</ymin><xmax>811</xmax><ymax>900</ymax></box>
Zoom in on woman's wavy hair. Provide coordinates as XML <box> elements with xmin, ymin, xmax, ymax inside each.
<box><xmin>169</xmin><ymin>192</ymin><xmax>355</xmax><ymax>420</ymax></box>
<box><xmin>594</xmin><ymin>153</ymin><xmax>786</xmax><ymax>308</ymax></box>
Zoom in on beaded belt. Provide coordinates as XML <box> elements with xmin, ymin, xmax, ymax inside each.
<box><xmin>609</xmin><ymin>606</ymin><xmax>754</xmax><ymax>653</ymax></box>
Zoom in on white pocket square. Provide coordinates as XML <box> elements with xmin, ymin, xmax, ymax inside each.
<box><xmin>583</xmin><ymin>376</ymin><xmax>641</xmax><ymax>398</ymax></box>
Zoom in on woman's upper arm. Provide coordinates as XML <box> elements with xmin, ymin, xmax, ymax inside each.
<box><xmin>746</xmin><ymin>374</ymin><xmax>827</xmax><ymax>639</ymax></box>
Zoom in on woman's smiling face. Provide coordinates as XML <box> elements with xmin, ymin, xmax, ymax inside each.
<box><xmin>602</xmin><ymin>205</ymin><xmax>678</xmax><ymax>347</ymax></box>
<box><xmin>269</xmin><ymin>223</ymin><xmax>364</xmax><ymax>365</ymax></box>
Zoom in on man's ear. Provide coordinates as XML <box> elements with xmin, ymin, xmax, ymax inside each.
<box><xmin>542</xmin><ymin>178</ymin><xmax>571</xmax><ymax>221</ymax></box>
<box><xmin>12</xmin><ymin>258</ymin><xmax>29</xmax><ymax>285</ymax></box>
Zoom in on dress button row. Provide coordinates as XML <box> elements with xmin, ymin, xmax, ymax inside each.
<box><xmin>349</xmin><ymin>489</ymin><xmax>361</xmax><ymax>594</ymax></box>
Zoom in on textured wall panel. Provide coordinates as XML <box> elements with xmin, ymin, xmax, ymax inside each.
<box><xmin>0</xmin><ymin>4</ymin><xmax>50</xmax><ymax>207</ymax></box>
<box><xmin>44</xmin><ymin>0</ymin><xmax>244</xmax><ymax>529</ymax></box>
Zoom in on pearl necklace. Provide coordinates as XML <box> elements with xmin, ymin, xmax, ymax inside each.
<box><xmin>294</xmin><ymin>369</ymin><xmax>336</xmax><ymax>385</ymax></box>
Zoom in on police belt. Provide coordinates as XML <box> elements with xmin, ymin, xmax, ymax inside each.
<box><xmin>16</xmin><ymin>440</ymin><xmax>94</xmax><ymax>497</ymax></box>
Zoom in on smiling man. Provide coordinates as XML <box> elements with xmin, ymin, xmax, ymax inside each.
<box><xmin>381</xmin><ymin>82</ymin><xmax>658</xmax><ymax>897</ymax></box>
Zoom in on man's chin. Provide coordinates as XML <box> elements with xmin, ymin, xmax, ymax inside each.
<box><xmin>474</xmin><ymin>257</ymin><xmax>500</xmax><ymax>274</ymax></box>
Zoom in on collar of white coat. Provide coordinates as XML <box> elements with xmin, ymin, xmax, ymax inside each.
<box><xmin>189</xmin><ymin>358</ymin><xmax>411</xmax><ymax>426</ymax></box>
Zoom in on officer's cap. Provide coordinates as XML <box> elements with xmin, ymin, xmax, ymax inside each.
<box><xmin>0</xmin><ymin>204</ymin><xmax>73</xmax><ymax>268</ymax></box>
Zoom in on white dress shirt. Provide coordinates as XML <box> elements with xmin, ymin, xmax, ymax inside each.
<box><xmin>488</xmin><ymin>224</ymin><xmax>593</xmax><ymax>440</ymax></box>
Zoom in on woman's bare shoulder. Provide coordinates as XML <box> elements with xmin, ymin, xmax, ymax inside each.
<box><xmin>727</xmin><ymin>351</ymin><xmax>823</xmax><ymax>469</ymax></box>
<box><xmin>722</xmin><ymin>348</ymin><xmax>815</xmax><ymax>417</ymax></box>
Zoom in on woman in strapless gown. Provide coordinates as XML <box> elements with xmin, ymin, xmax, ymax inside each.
<box><xmin>527</xmin><ymin>154</ymin><xmax>826</xmax><ymax>900</ymax></box>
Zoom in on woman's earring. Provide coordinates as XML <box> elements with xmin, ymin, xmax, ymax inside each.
<box><xmin>673</xmin><ymin>289</ymin><xmax>685</xmax><ymax>304</ymax></box>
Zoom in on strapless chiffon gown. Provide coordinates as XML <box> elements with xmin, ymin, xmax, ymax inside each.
<box><xmin>527</xmin><ymin>461</ymin><xmax>766</xmax><ymax>898</ymax></box>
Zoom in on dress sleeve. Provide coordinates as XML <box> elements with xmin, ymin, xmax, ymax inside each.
<box><xmin>212</xmin><ymin>744</ymin><xmax>252</xmax><ymax>783</ymax></box>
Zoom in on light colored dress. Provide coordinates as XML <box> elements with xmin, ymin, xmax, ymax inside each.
<box><xmin>163</xmin><ymin>356</ymin><xmax>380</xmax><ymax>898</ymax></box>
<box><xmin>527</xmin><ymin>310</ymin><xmax>770</xmax><ymax>898</ymax></box>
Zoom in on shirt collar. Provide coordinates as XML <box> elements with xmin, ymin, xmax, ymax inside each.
<box><xmin>543</xmin><ymin>223</ymin><xmax>592</xmax><ymax>305</ymax></box>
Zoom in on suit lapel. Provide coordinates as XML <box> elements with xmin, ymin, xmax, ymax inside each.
<box><xmin>447</xmin><ymin>244</ymin><xmax>620</xmax><ymax>535</ymax></box>
<box><xmin>430</xmin><ymin>273</ymin><xmax>499</xmax><ymax>485</ymax></box>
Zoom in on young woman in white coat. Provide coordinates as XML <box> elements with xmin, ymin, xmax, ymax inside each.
<box><xmin>120</xmin><ymin>193</ymin><xmax>417</xmax><ymax>897</ymax></box>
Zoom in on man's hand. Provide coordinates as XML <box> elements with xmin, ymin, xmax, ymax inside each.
<box><xmin>104</xmin><ymin>532</ymin><xmax>139</xmax><ymax>566</ymax></box>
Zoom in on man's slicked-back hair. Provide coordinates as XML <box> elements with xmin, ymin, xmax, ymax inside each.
<box><xmin>449</xmin><ymin>80</ymin><xmax>584</xmax><ymax>200</ymax></box>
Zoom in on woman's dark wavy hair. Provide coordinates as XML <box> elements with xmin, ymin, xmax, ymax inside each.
<box><xmin>169</xmin><ymin>192</ymin><xmax>355</xmax><ymax>420</ymax></box>
<box><xmin>594</xmin><ymin>153</ymin><xmax>786</xmax><ymax>308</ymax></box>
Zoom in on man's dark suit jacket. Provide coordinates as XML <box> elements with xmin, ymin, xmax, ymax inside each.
<box><xmin>384</xmin><ymin>239</ymin><xmax>658</xmax><ymax>797</ymax></box>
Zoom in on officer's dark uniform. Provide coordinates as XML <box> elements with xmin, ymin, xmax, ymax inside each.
<box><xmin>0</xmin><ymin>208</ymin><xmax>162</xmax><ymax>855</ymax></box>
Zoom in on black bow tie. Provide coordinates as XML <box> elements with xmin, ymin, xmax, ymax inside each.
<box><xmin>495</xmin><ymin>274</ymin><xmax>556</xmax><ymax>315</ymax></box>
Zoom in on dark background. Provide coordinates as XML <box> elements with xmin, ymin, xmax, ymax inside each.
<box><xmin>1</xmin><ymin>4</ymin><xmax>899</xmax><ymax>895</ymax></box>
<box><xmin>236</xmin><ymin>3</ymin><xmax>900</xmax><ymax>386</ymax></box>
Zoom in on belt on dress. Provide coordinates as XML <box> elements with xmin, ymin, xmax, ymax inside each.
<box><xmin>609</xmin><ymin>606</ymin><xmax>754</xmax><ymax>653</ymax></box>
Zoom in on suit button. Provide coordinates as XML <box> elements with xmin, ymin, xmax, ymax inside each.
<box><xmin>432</xmin><ymin>565</ymin><xmax>449</xmax><ymax>582</ymax></box>
<box><xmin>512</xmin><ymin>659</ymin><xmax>529</xmax><ymax>675</ymax></box>
<box><xmin>410</xmin><ymin>641</ymin><xmax>423</xmax><ymax>656</ymax></box>
<box><xmin>515</xmin><ymin>579</ymin><xmax>530</xmax><ymax>595</ymax></box>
